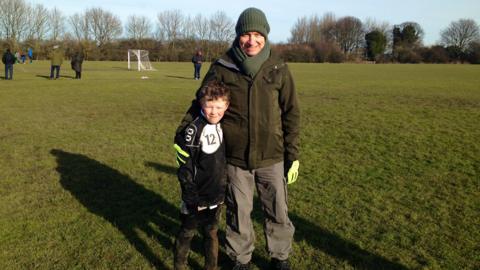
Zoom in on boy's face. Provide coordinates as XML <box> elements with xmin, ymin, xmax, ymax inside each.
<box><xmin>201</xmin><ymin>98</ymin><xmax>229</xmax><ymax>124</ymax></box>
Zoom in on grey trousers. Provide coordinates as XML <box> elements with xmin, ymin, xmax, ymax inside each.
<box><xmin>225</xmin><ymin>162</ymin><xmax>295</xmax><ymax>264</ymax></box>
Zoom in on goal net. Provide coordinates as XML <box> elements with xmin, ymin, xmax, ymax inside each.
<box><xmin>128</xmin><ymin>49</ymin><xmax>155</xmax><ymax>71</ymax></box>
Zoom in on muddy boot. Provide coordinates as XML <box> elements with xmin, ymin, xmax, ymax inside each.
<box><xmin>174</xmin><ymin>229</ymin><xmax>195</xmax><ymax>270</ymax></box>
<box><xmin>203</xmin><ymin>226</ymin><xmax>219</xmax><ymax>270</ymax></box>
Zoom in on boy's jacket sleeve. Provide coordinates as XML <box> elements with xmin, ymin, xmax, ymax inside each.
<box><xmin>174</xmin><ymin>125</ymin><xmax>199</xmax><ymax>206</ymax></box>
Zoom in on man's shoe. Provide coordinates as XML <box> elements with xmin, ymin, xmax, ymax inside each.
<box><xmin>270</xmin><ymin>258</ymin><xmax>291</xmax><ymax>270</ymax></box>
<box><xmin>232</xmin><ymin>261</ymin><xmax>250</xmax><ymax>270</ymax></box>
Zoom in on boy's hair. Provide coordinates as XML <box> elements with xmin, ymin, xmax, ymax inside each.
<box><xmin>197</xmin><ymin>81</ymin><xmax>230</xmax><ymax>105</ymax></box>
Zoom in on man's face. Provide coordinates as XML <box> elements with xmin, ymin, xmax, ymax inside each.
<box><xmin>239</xmin><ymin>31</ymin><xmax>266</xmax><ymax>56</ymax></box>
<box><xmin>201</xmin><ymin>98</ymin><xmax>229</xmax><ymax>124</ymax></box>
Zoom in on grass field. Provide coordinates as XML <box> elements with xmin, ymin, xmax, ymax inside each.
<box><xmin>0</xmin><ymin>61</ymin><xmax>479</xmax><ymax>270</ymax></box>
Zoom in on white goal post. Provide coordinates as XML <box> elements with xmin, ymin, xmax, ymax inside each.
<box><xmin>127</xmin><ymin>49</ymin><xmax>155</xmax><ymax>71</ymax></box>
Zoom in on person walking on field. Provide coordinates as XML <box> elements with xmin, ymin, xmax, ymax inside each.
<box><xmin>49</xmin><ymin>45</ymin><xmax>64</xmax><ymax>79</ymax></box>
<box><xmin>2</xmin><ymin>49</ymin><xmax>16</xmax><ymax>80</ymax></box>
<box><xmin>192</xmin><ymin>50</ymin><xmax>204</xmax><ymax>80</ymax></box>
<box><xmin>175</xmin><ymin>7</ymin><xmax>300</xmax><ymax>270</ymax></box>
<box><xmin>71</xmin><ymin>51</ymin><xmax>84</xmax><ymax>79</ymax></box>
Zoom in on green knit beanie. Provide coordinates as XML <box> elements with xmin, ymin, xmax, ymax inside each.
<box><xmin>235</xmin><ymin>7</ymin><xmax>270</xmax><ymax>38</ymax></box>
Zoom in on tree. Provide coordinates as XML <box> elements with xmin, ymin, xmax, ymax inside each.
<box><xmin>334</xmin><ymin>16</ymin><xmax>364</xmax><ymax>55</ymax></box>
<box><xmin>69</xmin><ymin>12</ymin><xmax>90</xmax><ymax>42</ymax></box>
<box><xmin>49</xmin><ymin>7</ymin><xmax>65</xmax><ymax>41</ymax></box>
<box><xmin>440</xmin><ymin>19</ymin><xmax>480</xmax><ymax>53</ymax></box>
<box><xmin>289</xmin><ymin>16</ymin><xmax>309</xmax><ymax>44</ymax></box>
<box><xmin>392</xmin><ymin>22</ymin><xmax>424</xmax><ymax>63</ymax></box>
<box><xmin>156</xmin><ymin>9</ymin><xmax>184</xmax><ymax>60</ymax></box>
<box><xmin>125</xmin><ymin>15</ymin><xmax>152</xmax><ymax>40</ymax></box>
<box><xmin>467</xmin><ymin>42</ymin><xmax>480</xmax><ymax>64</ymax></box>
<box><xmin>365</xmin><ymin>30</ymin><xmax>387</xmax><ymax>61</ymax></box>
<box><xmin>289</xmin><ymin>13</ymin><xmax>336</xmax><ymax>44</ymax></box>
<box><xmin>208</xmin><ymin>11</ymin><xmax>235</xmax><ymax>58</ymax></box>
<box><xmin>85</xmin><ymin>8</ymin><xmax>122</xmax><ymax>47</ymax></box>
<box><xmin>0</xmin><ymin>0</ymin><xmax>30</xmax><ymax>45</ymax></box>
<box><xmin>24</xmin><ymin>4</ymin><xmax>50</xmax><ymax>41</ymax></box>
<box><xmin>393</xmin><ymin>22</ymin><xmax>424</xmax><ymax>47</ymax></box>
<box><xmin>156</xmin><ymin>9</ymin><xmax>184</xmax><ymax>42</ymax></box>
<box><xmin>191</xmin><ymin>14</ymin><xmax>211</xmax><ymax>59</ymax></box>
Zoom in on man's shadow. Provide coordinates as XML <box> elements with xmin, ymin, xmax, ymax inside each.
<box><xmin>36</xmin><ymin>75</ymin><xmax>75</xmax><ymax>79</ymax></box>
<box><xmin>145</xmin><ymin>160</ymin><xmax>407</xmax><ymax>269</ymax></box>
<box><xmin>51</xmin><ymin>149</ymin><xmax>190</xmax><ymax>269</ymax></box>
<box><xmin>250</xmin><ymin>197</ymin><xmax>409</xmax><ymax>270</ymax></box>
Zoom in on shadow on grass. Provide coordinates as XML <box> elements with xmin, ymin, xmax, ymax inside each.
<box><xmin>290</xmin><ymin>213</ymin><xmax>408</xmax><ymax>270</ymax></box>
<box><xmin>36</xmin><ymin>74</ymin><xmax>75</xmax><ymax>79</ymax></box>
<box><xmin>51</xmin><ymin>149</ymin><xmax>183</xmax><ymax>269</ymax></box>
<box><xmin>145</xmin><ymin>161</ymin><xmax>177</xmax><ymax>175</ymax></box>
<box><xmin>250</xmin><ymin>197</ymin><xmax>407</xmax><ymax>269</ymax></box>
<box><xmin>146</xmin><ymin>161</ymin><xmax>232</xmax><ymax>270</ymax></box>
<box><xmin>165</xmin><ymin>75</ymin><xmax>193</xmax><ymax>80</ymax></box>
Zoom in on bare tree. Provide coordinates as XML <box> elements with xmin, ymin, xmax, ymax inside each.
<box><xmin>69</xmin><ymin>12</ymin><xmax>90</xmax><ymax>42</ymax></box>
<box><xmin>156</xmin><ymin>9</ymin><xmax>184</xmax><ymax>42</ymax></box>
<box><xmin>193</xmin><ymin>14</ymin><xmax>210</xmax><ymax>41</ymax></box>
<box><xmin>182</xmin><ymin>15</ymin><xmax>196</xmax><ymax>40</ymax></box>
<box><xmin>25</xmin><ymin>4</ymin><xmax>50</xmax><ymax>41</ymax></box>
<box><xmin>318</xmin><ymin>12</ymin><xmax>337</xmax><ymax>42</ymax></box>
<box><xmin>0</xmin><ymin>0</ymin><xmax>30</xmax><ymax>44</ymax></box>
<box><xmin>209</xmin><ymin>11</ymin><xmax>234</xmax><ymax>43</ymax></box>
<box><xmin>334</xmin><ymin>16</ymin><xmax>364</xmax><ymax>54</ymax></box>
<box><xmin>49</xmin><ymin>7</ymin><xmax>65</xmax><ymax>41</ymax></box>
<box><xmin>289</xmin><ymin>16</ymin><xmax>309</xmax><ymax>43</ymax></box>
<box><xmin>125</xmin><ymin>15</ymin><xmax>152</xmax><ymax>40</ymax></box>
<box><xmin>209</xmin><ymin>11</ymin><xmax>235</xmax><ymax>57</ymax></box>
<box><xmin>86</xmin><ymin>7</ymin><xmax>122</xmax><ymax>47</ymax></box>
<box><xmin>440</xmin><ymin>18</ymin><xmax>480</xmax><ymax>52</ymax></box>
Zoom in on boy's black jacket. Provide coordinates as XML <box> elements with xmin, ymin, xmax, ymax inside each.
<box><xmin>175</xmin><ymin>115</ymin><xmax>227</xmax><ymax>208</ymax></box>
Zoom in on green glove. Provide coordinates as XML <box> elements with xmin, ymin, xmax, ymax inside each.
<box><xmin>174</xmin><ymin>143</ymin><xmax>189</xmax><ymax>166</ymax></box>
<box><xmin>286</xmin><ymin>160</ymin><xmax>299</xmax><ymax>184</ymax></box>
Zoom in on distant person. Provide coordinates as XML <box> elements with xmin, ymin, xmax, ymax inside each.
<box><xmin>192</xmin><ymin>50</ymin><xmax>204</xmax><ymax>80</ymax></box>
<box><xmin>20</xmin><ymin>51</ymin><xmax>26</xmax><ymax>64</ymax></box>
<box><xmin>27</xmin><ymin>47</ymin><xmax>33</xmax><ymax>63</ymax></box>
<box><xmin>173</xmin><ymin>81</ymin><xmax>230</xmax><ymax>270</ymax></box>
<box><xmin>2</xmin><ymin>49</ymin><xmax>16</xmax><ymax>80</ymax></box>
<box><xmin>71</xmin><ymin>52</ymin><xmax>84</xmax><ymax>79</ymax></box>
<box><xmin>49</xmin><ymin>45</ymin><xmax>64</xmax><ymax>79</ymax></box>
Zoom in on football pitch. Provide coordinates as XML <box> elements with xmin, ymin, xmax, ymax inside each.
<box><xmin>1</xmin><ymin>61</ymin><xmax>479</xmax><ymax>269</ymax></box>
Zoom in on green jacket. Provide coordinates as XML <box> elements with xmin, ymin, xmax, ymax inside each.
<box><xmin>178</xmin><ymin>50</ymin><xmax>300</xmax><ymax>170</ymax></box>
<box><xmin>50</xmin><ymin>49</ymin><xmax>64</xmax><ymax>66</ymax></box>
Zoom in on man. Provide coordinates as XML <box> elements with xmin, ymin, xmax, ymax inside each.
<box><xmin>49</xmin><ymin>45</ymin><xmax>64</xmax><ymax>79</ymax></box>
<box><xmin>2</xmin><ymin>49</ymin><xmax>16</xmax><ymax>80</ymax></box>
<box><xmin>175</xmin><ymin>7</ymin><xmax>300</xmax><ymax>270</ymax></box>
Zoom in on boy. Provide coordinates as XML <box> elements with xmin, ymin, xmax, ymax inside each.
<box><xmin>173</xmin><ymin>81</ymin><xmax>230</xmax><ymax>270</ymax></box>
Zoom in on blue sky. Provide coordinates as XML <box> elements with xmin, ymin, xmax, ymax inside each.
<box><xmin>33</xmin><ymin>0</ymin><xmax>479</xmax><ymax>45</ymax></box>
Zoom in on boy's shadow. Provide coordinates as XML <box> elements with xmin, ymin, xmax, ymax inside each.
<box><xmin>51</xmin><ymin>149</ymin><xmax>184</xmax><ymax>269</ymax></box>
